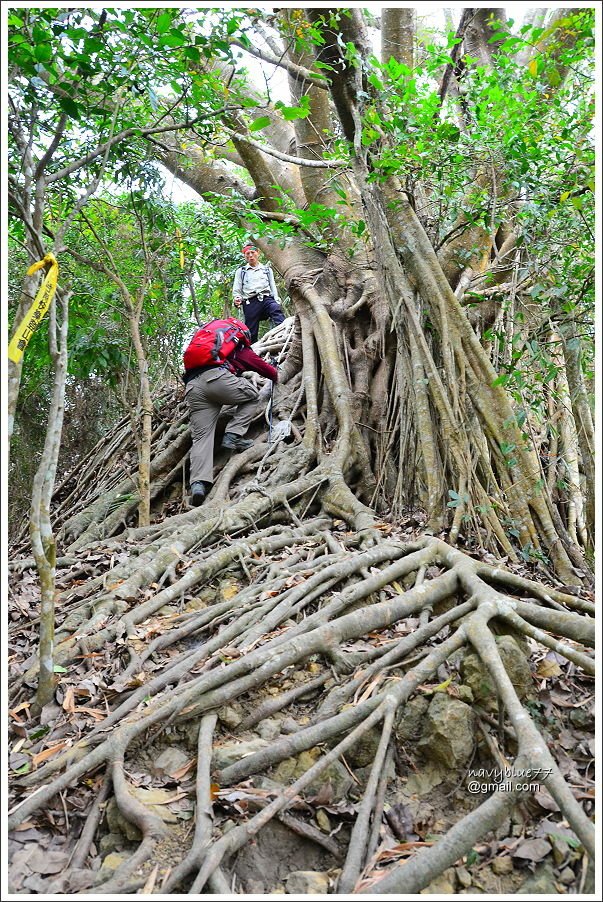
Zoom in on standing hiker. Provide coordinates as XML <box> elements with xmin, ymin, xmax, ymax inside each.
<box><xmin>183</xmin><ymin>317</ymin><xmax>278</xmax><ymax>506</ymax></box>
<box><xmin>232</xmin><ymin>243</ymin><xmax>285</xmax><ymax>343</ymax></box>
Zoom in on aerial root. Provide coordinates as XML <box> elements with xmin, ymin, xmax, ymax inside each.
<box><xmin>8</xmin><ymin>528</ymin><xmax>595</xmax><ymax>894</ymax></box>
<box><xmin>159</xmin><ymin>713</ymin><xmax>229</xmax><ymax>894</ymax></box>
<box><xmin>338</xmin><ymin>706</ymin><xmax>396</xmax><ymax>893</ymax></box>
<box><xmin>91</xmin><ymin>752</ymin><xmax>167</xmax><ymax>893</ymax></box>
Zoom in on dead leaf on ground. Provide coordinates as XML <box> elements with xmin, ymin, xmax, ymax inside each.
<box><xmin>31</xmin><ymin>742</ymin><xmax>68</xmax><ymax>768</ymax></box>
<box><xmin>511</xmin><ymin>837</ymin><xmax>552</xmax><ymax>862</ymax></box>
<box><xmin>536</xmin><ymin>657</ymin><xmax>562</xmax><ymax>679</ymax></box>
<box><xmin>532</xmin><ymin>788</ymin><xmax>560</xmax><ymax>812</ymax></box>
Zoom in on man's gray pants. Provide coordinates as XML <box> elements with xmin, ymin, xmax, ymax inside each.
<box><xmin>185</xmin><ymin>368</ymin><xmax>260</xmax><ymax>485</ymax></box>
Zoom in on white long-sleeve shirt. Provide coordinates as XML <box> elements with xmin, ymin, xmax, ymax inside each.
<box><xmin>233</xmin><ymin>262</ymin><xmax>279</xmax><ymax>301</ymax></box>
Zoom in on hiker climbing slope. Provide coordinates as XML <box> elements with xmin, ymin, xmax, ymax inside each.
<box><xmin>183</xmin><ymin>318</ymin><xmax>278</xmax><ymax>506</ymax></box>
<box><xmin>233</xmin><ymin>243</ymin><xmax>285</xmax><ymax>343</ymax></box>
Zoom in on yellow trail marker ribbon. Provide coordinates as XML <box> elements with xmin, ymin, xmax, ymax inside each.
<box><xmin>8</xmin><ymin>253</ymin><xmax>59</xmax><ymax>364</ymax></box>
<box><xmin>175</xmin><ymin>228</ymin><xmax>185</xmax><ymax>269</ymax></box>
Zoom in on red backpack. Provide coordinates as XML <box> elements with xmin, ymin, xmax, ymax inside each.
<box><xmin>183</xmin><ymin>317</ymin><xmax>251</xmax><ymax>370</ymax></box>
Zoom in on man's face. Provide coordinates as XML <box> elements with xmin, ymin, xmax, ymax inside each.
<box><xmin>243</xmin><ymin>247</ymin><xmax>260</xmax><ymax>266</ymax></box>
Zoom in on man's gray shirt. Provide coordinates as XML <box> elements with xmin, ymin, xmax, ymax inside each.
<box><xmin>233</xmin><ymin>263</ymin><xmax>279</xmax><ymax>301</ymax></box>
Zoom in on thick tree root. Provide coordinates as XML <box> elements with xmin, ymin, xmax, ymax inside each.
<box><xmin>9</xmin><ymin>509</ymin><xmax>594</xmax><ymax>894</ymax></box>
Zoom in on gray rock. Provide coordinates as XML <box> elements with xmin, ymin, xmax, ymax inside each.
<box><xmin>569</xmin><ymin>707</ymin><xmax>593</xmax><ymax>730</ymax></box>
<box><xmin>404</xmin><ymin>761</ymin><xmax>445</xmax><ymax>796</ymax></box>
<box><xmin>213</xmin><ymin>737</ymin><xmax>269</xmax><ymax>770</ymax></box>
<box><xmin>99</xmin><ymin>852</ymin><xmax>129</xmax><ymax>874</ymax></box>
<box><xmin>346</xmin><ymin>726</ymin><xmax>382</xmax><ymax>768</ymax></box>
<box><xmin>517</xmin><ymin>861</ymin><xmax>558</xmax><ymax>894</ymax></box>
<box><xmin>257</xmin><ymin>718</ymin><xmax>281</xmax><ymax>741</ymax></box>
<box><xmin>98</xmin><ymin>832</ymin><xmax>124</xmax><ymax>854</ymax></box>
<box><xmin>455</xmin><ymin>865</ymin><xmax>472</xmax><ymax>887</ymax></box>
<box><xmin>558</xmin><ymin>866</ymin><xmax>575</xmax><ymax>886</ymax></box>
<box><xmin>461</xmin><ymin>636</ymin><xmax>532</xmax><ymax>711</ymax></box>
<box><xmin>420</xmin><ymin>867</ymin><xmax>457</xmax><ymax>893</ymax></box>
<box><xmin>456</xmin><ymin>684</ymin><xmax>474</xmax><ymax>704</ymax></box>
<box><xmin>491</xmin><ymin>856</ymin><xmax>514</xmax><ymax>875</ymax></box>
<box><xmin>395</xmin><ymin>696</ymin><xmax>430</xmax><ymax>743</ymax></box>
<box><xmin>152</xmin><ymin>747</ymin><xmax>189</xmax><ymax>777</ymax></box>
<box><xmin>105</xmin><ymin>798</ymin><xmax>141</xmax><ymax>841</ymax></box>
<box><xmin>218</xmin><ymin>704</ymin><xmax>243</xmax><ymax>730</ymax></box>
<box><xmin>417</xmin><ymin>693</ymin><xmax>475</xmax><ymax>769</ymax></box>
<box><xmin>286</xmin><ymin>870</ymin><xmax>330</xmax><ymax>894</ymax></box>
<box><xmin>272</xmin><ymin>748</ymin><xmax>352</xmax><ymax>801</ymax></box>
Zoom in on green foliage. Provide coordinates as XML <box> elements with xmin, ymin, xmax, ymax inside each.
<box><xmin>8</xmin><ymin>6</ymin><xmax>594</xmax><ymax>533</ymax></box>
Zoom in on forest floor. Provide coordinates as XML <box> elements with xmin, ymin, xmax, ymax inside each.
<box><xmin>7</xmin><ymin>509</ymin><xmax>595</xmax><ymax>895</ymax></box>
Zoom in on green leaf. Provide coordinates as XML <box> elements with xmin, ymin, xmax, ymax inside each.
<box><xmin>368</xmin><ymin>72</ymin><xmax>384</xmax><ymax>91</ymax></box>
<box><xmin>156</xmin><ymin>12</ymin><xmax>172</xmax><ymax>34</ymax></box>
<box><xmin>528</xmin><ymin>58</ymin><xmax>538</xmax><ymax>77</ymax></box>
<box><xmin>159</xmin><ymin>31</ymin><xmax>185</xmax><ymax>48</ymax></box>
<box><xmin>249</xmin><ymin>115</ymin><xmax>271</xmax><ymax>132</ymax></box>
<box><xmin>59</xmin><ymin>96</ymin><xmax>80</xmax><ymax>119</ymax></box>
<box><xmin>53</xmin><ymin>665</ymin><xmax>68</xmax><ymax>673</ymax></box>
<box><xmin>491</xmin><ymin>374</ymin><xmax>510</xmax><ymax>387</ymax></box>
<box><xmin>33</xmin><ymin>42</ymin><xmax>53</xmax><ymax>63</ymax></box>
<box><xmin>84</xmin><ymin>37</ymin><xmax>104</xmax><ymax>54</ymax></box>
<box><xmin>437</xmin><ymin>123</ymin><xmax>461</xmax><ymax>142</ymax></box>
<box><xmin>276</xmin><ymin>103</ymin><xmax>310</xmax><ymax>121</ymax></box>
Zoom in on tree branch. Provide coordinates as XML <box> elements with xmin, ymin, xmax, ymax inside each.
<box><xmin>220</xmin><ymin>124</ymin><xmax>347</xmax><ymax>169</ymax></box>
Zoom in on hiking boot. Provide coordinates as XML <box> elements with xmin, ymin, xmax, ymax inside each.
<box><xmin>221</xmin><ymin>432</ymin><xmax>253</xmax><ymax>452</ymax></box>
<box><xmin>190</xmin><ymin>481</ymin><xmax>207</xmax><ymax>506</ymax></box>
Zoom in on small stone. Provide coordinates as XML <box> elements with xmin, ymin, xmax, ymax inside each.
<box><xmin>105</xmin><ymin>798</ymin><xmax>141</xmax><ymax>841</ymax></box>
<box><xmin>494</xmin><ymin>817</ymin><xmax>511</xmax><ymax>840</ymax></box>
<box><xmin>272</xmin><ymin>748</ymin><xmax>352</xmax><ymax>801</ymax></box>
<box><xmin>100</xmin><ymin>852</ymin><xmax>129</xmax><ymax>874</ymax></box>
<box><xmin>316</xmin><ymin>809</ymin><xmax>331</xmax><ymax>832</ymax></box>
<box><xmin>517</xmin><ymin>862</ymin><xmax>557</xmax><ymax>894</ymax></box>
<box><xmin>460</xmin><ymin>637</ymin><xmax>532</xmax><ymax>712</ymax></box>
<box><xmin>286</xmin><ymin>870</ymin><xmax>330</xmax><ymax>894</ymax></box>
<box><xmin>396</xmin><ymin>696</ymin><xmax>430</xmax><ymax>743</ymax></box>
<box><xmin>558</xmin><ymin>867</ymin><xmax>575</xmax><ymax>886</ymax></box>
<box><xmin>98</xmin><ymin>832</ymin><xmax>124</xmax><ymax>854</ymax></box>
<box><xmin>456</xmin><ymin>685</ymin><xmax>474</xmax><ymax>704</ymax></box>
<box><xmin>218</xmin><ymin>705</ymin><xmax>243</xmax><ymax>730</ymax></box>
<box><xmin>569</xmin><ymin>707</ymin><xmax>593</xmax><ymax>730</ymax></box>
<box><xmin>491</xmin><ymin>856</ymin><xmax>513</xmax><ymax>875</ymax></box>
<box><xmin>257</xmin><ymin>718</ymin><xmax>281</xmax><ymax>741</ymax></box>
<box><xmin>347</xmin><ymin>726</ymin><xmax>382</xmax><ymax>768</ymax></box>
<box><xmin>550</xmin><ymin>835</ymin><xmax>570</xmax><ymax>866</ymax></box>
<box><xmin>417</xmin><ymin>694</ymin><xmax>476</xmax><ymax>769</ymax></box>
<box><xmin>455</xmin><ymin>865</ymin><xmax>472</xmax><ymax>887</ymax></box>
<box><xmin>213</xmin><ymin>738</ymin><xmax>269</xmax><ymax>770</ymax></box>
<box><xmin>152</xmin><ymin>747</ymin><xmax>190</xmax><ymax>777</ymax></box>
<box><xmin>420</xmin><ymin>868</ymin><xmax>457</xmax><ymax>894</ymax></box>
<box><xmin>220</xmin><ymin>579</ymin><xmax>241</xmax><ymax>601</ymax></box>
<box><xmin>184</xmin><ymin>597</ymin><xmax>207</xmax><ymax>612</ymax></box>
